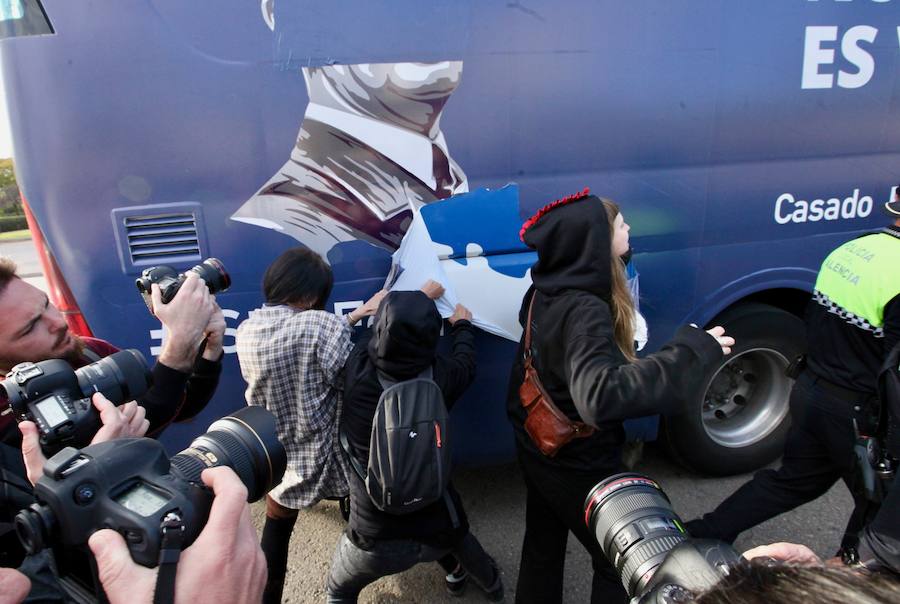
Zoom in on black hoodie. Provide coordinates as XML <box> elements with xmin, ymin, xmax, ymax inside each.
<box><xmin>341</xmin><ymin>290</ymin><xmax>476</xmax><ymax>544</ymax></box>
<box><xmin>507</xmin><ymin>194</ymin><xmax>723</xmax><ymax>471</ymax></box>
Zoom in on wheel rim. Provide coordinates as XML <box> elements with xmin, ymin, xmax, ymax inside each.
<box><xmin>701</xmin><ymin>347</ymin><xmax>792</xmax><ymax>449</ymax></box>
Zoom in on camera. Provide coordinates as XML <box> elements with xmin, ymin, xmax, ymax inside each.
<box><xmin>135</xmin><ymin>257</ymin><xmax>231</xmax><ymax>313</ymax></box>
<box><xmin>0</xmin><ymin>350</ymin><xmax>152</xmax><ymax>456</ymax></box>
<box><xmin>15</xmin><ymin>406</ymin><xmax>286</xmax><ymax>598</ymax></box>
<box><xmin>584</xmin><ymin>472</ymin><xmax>741</xmax><ymax>604</ymax></box>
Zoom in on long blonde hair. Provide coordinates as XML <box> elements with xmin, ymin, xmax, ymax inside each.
<box><xmin>602</xmin><ymin>199</ymin><xmax>636</xmax><ymax>361</ymax></box>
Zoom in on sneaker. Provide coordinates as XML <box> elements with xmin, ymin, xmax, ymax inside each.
<box><xmin>483</xmin><ymin>560</ymin><xmax>504</xmax><ymax>603</ymax></box>
<box><xmin>445</xmin><ymin>567</ymin><xmax>469</xmax><ymax>597</ymax></box>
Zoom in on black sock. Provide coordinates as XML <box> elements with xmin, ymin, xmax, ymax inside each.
<box><xmin>261</xmin><ymin>514</ymin><xmax>298</xmax><ymax>604</ymax></box>
<box><xmin>437</xmin><ymin>553</ymin><xmax>461</xmax><ymax>575</ymax></box>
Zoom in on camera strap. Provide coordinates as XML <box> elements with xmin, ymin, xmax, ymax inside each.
<box><xmin>154</xmin><ymin>512</ymin><xmax>185</xmax><ymax>604</ymax></box>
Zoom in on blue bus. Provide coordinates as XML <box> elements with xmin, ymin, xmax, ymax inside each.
<box><xmin>2</xmin><ymin>0</ymin><xmax>898</xmax><ymax>474</ymax></box>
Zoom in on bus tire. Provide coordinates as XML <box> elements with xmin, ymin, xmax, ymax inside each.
<box><xmin>664</xmin><ymin>302</ymin><xmax>805</xmax><ymax>476</ymax></box>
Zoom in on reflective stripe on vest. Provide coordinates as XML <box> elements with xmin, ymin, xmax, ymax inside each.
<box><xmin>813</xmin><ymin>233</ymin><xmax>900</xmax><ymax>336</ymax></box>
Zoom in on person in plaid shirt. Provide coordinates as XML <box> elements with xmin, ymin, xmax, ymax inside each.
<box><xmin>236</xmin><ymin>247</ymin><xmax>385</xmax><ymax>604</ymax></box>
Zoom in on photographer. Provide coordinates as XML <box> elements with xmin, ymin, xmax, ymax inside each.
<box><xmin>509</xmin><ymin>191</ymin><xmax>732</xmax><ymax>603</ymax></box>
<box><xmin>0</xmin><ymin>467</ymin><xmax>266</xmax><ymax>604</ymax></box>
<box><xmin>0</xmin><ymin>257</ymin><xmax>224</xmax><ymax>445</ymax></box>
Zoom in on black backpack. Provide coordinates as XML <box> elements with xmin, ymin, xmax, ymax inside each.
<box><xmin>342</xmin><ymin>367</ymin><xmax>453</xmax><ymax>515</ymax></box>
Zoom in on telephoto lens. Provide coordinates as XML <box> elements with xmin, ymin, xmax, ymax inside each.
<box><xmin>189</xmin><ymin>257</ymin><xmax>231</xmax><ymax>296</ymax></box>
<box><xmin>74</xmin><ymin>349</ymin><xmax>151</xmax><ymax>404</ymax></box>
<box><xmin>584</xmin><ymin>473</ymin><xmax>688</xmax><ymax>598</ymax></box>
<box><xmin>170</xmin><ymin>405</ymin><xmax>287</xmax><ymax>501</ymax></box>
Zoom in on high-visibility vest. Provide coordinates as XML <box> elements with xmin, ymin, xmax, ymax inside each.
<box><xmin>813</xmin><ymin>232</ymin><xmax>900</xmax><ymax>337</ymax></box>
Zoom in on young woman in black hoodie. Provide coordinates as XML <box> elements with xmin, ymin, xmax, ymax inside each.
<box><xmin>507</xmin><ymin>190</ymin><xmax>734</xmax><ymax>603</ymax></box>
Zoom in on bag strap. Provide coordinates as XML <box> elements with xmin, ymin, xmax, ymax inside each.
<box><xmin>523</xmin><ymin>293</ymin><xmax>536</xmax><ymax>362</ymax></box>
<box><xmin>339</xmin><ymin>428</ymin><xmax>368</xmax><ymax>482</ymax></box>
<box><xmin>520</xmin><ymin>293</ymin><xmax>595</xmax><ymax>438</ymax></box>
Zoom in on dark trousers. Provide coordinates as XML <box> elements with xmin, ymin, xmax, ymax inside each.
<box><xmin>515</xmin><ymin>448</ymin><xmax>627</xmax><ymax>604</ymax></box>
<box><xmin>687</xmin><ymin>372</ymin><xmax>868</xmax><ymax>546</ymax></box>
<box><xmin>326</xmin><ymin>531</ymin><xmax>496</xmax><ymax>603</ymax></box>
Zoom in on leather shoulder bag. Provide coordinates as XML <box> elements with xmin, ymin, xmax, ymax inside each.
<box><xmin>519</xmin><ymin>294</ymin><xmax>594</xmax><ymax>456</ymax></box>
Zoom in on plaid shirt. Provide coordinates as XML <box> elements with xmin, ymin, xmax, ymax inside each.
<box><xmin>236</xmin><ymin>305</ymin><xmax>351</xmax><ymax>508</ymax></box>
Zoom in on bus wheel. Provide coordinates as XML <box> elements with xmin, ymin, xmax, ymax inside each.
<box><xmin>664</xmin><ymin>302</ymin><xmax>805</xmax><ymax>476</ymax></box>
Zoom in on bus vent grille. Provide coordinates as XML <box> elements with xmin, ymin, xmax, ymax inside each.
<box><xmin>124</xmin><ymin>213</ymin><xmax>201</xmax><ymax>263</ymax></box>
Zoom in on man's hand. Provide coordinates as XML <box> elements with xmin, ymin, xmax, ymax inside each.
<box><xmin>743</xmin><ymin>542</ymin><xmax>822</xmax><ymax>565</ymax></box>
<box><xmin>0</xmin><ymin>568</ymin><xmax>31</xmax><ymax>604</ymax></box>
<box><xmin>153</xmin><ymin>274</ymin><xmax>215</xmax><ymax>372</ymax></box>
<box><xmin>420</xmin><ymin>280</ymin><xmax>445</xmax><ymax>300</ymax></box>
<box><xmin>20</xmin><ymin>393</ymin><xmax>149</xmax><ymax>486</ymax></box>
<box><xmin>448</xmin><ymin>304</ymin><xmax>473</xmax><ymax>326</ymax></box>
<box><xmin>88</xmin><ymin>467</ymin><xmax>267</xmax><ymax>604</ymax></box>
<box><xmin>202</xmin><ymin>301</ymin><xmax>227</xmax><ymax>361</ymax></box>
<box><xmin>348</xmin><ymin>290</ymin><xmax>387</xmax><ymax>326</ymax></box>
<box><xmin>706</xmin><ymin>325</ymin><xmax>735</xmax><ymax>356</ymax></box>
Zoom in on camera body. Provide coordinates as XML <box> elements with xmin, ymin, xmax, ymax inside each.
<box><xmin>135</xmin><ymin>258</ymin><xmax>231</xmax><ymax>313</ymax></box>
<box><xmin>634</xmin><ymin>540</ymin><xmax>741</xmax><ymax>604</ymax></box>
<box><xmin>19</xmin><ymin>439</ymin><xmax>212</xmax><ymax>567</ymax></box>
<box><xmin>1</xmin><ymin>350</ymin><xmax>151</xmax><ymax>456</ymax></box>
<box><xmin>585</xmin><ymin>473</ymin><xmax>741</xmax><ymax>604</ymax></box>
<box><xmin>16</xmin><ymin>406</ymin><xmax>286</xmax><ymax>569</ymax></box>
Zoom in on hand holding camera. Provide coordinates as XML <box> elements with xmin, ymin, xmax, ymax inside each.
<box><xmin>201</xmin><ymin>301</ymin><xmax>227</xmax><ymax>361</ymax></box>
<box><xmin>135</xmin><ymin>258</ymin><xmax>231</xmax><ymax>312</ymax></box>
<box><xmin>15</xmin><ymin>406</ymin><xmax>285</xmax><ymax>572</ymax></box>
<box><xmin>19</xmin><ymin>393</ymin><xmax>149</xmax><ymax>485</ymax></box>
<box><xmin>88</xmin><ymin>467</ymin><xmax>266</xmax><ymax>604</ymax></box>
<box><xmin>137</xmin><ymin>258</ymin><xmax>232</xmax><ymax>372</ymax></box>
<box><xmin>1</xmin><ymin>349</ymin><xmax>152</xmax><ymax>457</ymax></box>
<box><xmin>742</xmin><ymin>542</ymin><xmax>821</xmax><ymax>565</ymax></box>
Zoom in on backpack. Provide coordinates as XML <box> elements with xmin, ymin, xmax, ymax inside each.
<box><xmin>342</xmin><ymin>367</ymin><xmax>453</xmax><ymax>515</ymax></box>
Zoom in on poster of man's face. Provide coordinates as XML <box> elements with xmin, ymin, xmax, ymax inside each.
<box><xmin>231</xmin><ymin>59</ymin><xmax>467</xmax><ymax>262</ymax></box>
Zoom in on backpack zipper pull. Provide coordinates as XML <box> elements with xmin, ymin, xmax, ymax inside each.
<box><xmin>434</xmin><ymin>421</ymin><xmax>442</xmax><ymax>448</ymax></box>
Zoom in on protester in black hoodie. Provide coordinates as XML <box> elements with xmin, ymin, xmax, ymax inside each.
<box><xmin>508</xmin><ymin>190</ymin><xmax>734</xmax><ymax>604</ymax></box>
<box><xmin>326</xmin><ymin>289</ymin><xmax>503</xmax><ymax>603</ymax></box>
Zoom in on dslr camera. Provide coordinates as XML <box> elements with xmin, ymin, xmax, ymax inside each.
<box><xmin>0</xmin><ymin>350</ymin><xmax>152</xmax><ymax>456</ymax></box>
<box><xmin>15</xmin><ymin>406</ymin><xmax>286</xmax><ymax>600</ymax></box>
<box><xmin>135</xmin><ymin>257</ymin><xmax>231</xmax><ymax>313</ymax></box>
<box><xmin>584</xmin><ymin>472</ymin><xmax>742</xmax><ymax>604</ymax></box>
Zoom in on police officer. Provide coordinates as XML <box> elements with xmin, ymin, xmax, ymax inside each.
<box><xmin>686</xmin><ymin>186</ymin><xmax>900</xmax><ymax>552</ymax></box>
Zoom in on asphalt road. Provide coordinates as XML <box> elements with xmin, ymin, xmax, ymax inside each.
<box><xmin>258</xmin><ymin>443</ymin><xmax>852</xmax><ymax>603</ymax></box>
<box><xmin>1</xmin><ymin>237</ymin><xmax>853</xmax><ymax>603</ymax></box>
